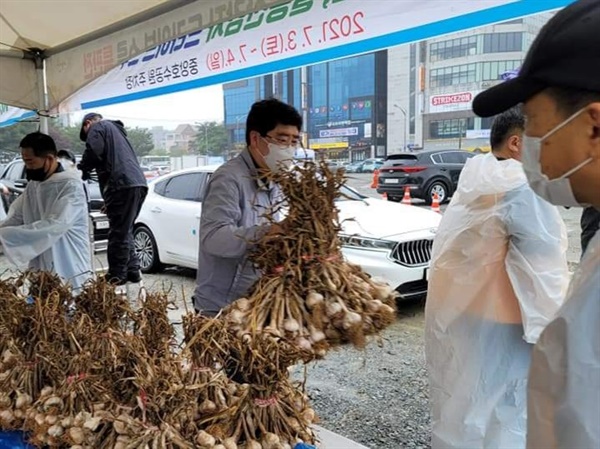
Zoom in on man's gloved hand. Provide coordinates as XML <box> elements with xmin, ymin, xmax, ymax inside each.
<box><xmin>79</xmin><ymin>169</ymin><xmax>91</xmax><ymax>181</ymax></box>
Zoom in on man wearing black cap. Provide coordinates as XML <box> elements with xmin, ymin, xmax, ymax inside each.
<box><xmin>78</xmin><ymin>113</ymin><xmax>147</xmax><ymax>287</ymax></box>
<box><xmin>472</xmin><ymin>1</ymin><xmax>600</xmax><ymax>447</ymax></box>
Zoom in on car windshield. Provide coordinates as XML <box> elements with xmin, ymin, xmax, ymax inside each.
<box><xmin>337</xmin><ymin>184</ymin><xmax>366</xmax><ymax>202</ymax></box>
<box><xmin>176</xmin><ymin>168</ymin><xmax>366</xmax><ymax>202</ymax></box>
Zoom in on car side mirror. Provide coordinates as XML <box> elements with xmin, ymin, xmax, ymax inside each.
<box><xmin>14</xmin><ymin>179</ymin><xmax>28</xmax><ymax>188</ymax></box>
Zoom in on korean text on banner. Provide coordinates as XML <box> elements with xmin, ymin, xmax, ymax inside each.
<box><xmin>64</xmin><ymin>0</ymin><xmax>523</xmax><ymax>110</ymax></box>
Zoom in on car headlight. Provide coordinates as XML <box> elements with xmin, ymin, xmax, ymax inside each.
<box><xmin>339</xmin><ymin>234</ymin><xmax>397</xmax><ymax>251</ymax></box>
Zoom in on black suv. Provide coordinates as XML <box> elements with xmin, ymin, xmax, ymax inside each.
<box><xmin>377</xmin><ymin>150</ymin><xmax>474</xmax><ymax>204</ymax></box>
<box><xmin>0</xmin><ymin>159</ymin><xmax>109</xmax><ymax>252</ymax></box>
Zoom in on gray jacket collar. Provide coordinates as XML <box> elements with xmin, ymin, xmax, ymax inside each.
<box><xmin>239</xmin><ymin>148</ymin><xmax>273</xmax><ymax>191</ymax></box>
<box><xmin>240</xmin><ymin>148</ymin><xmax>258</xmax><ymax>177</ymax></box>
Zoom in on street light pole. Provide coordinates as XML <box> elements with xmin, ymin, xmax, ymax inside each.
<box><xmin>235</xmin><ymin>115</ymin><xmax>245</xmax><ymax>144</ymax></box>
<box><xmin>393</xmin><ymin>104</ymin><xmax>407</xmax><ymax>151</ymax></box>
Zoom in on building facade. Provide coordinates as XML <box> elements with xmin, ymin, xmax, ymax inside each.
<box><xmin>223</xmin><ymin>51</ymin><xmax>387</xmax><ymax>162</ymax></box>
<box><xmin>149</xmin><ymin>123</ymin><xmax>198</xmax><ymax>153</ymax></box>
<box><xmin>386</xmin><ymin>13</ymin><xmax>553</xmax><ymax>153</ymax></box>
<box><xmin>223</xmin><ymin>13</ymin><xmax>553</xmax><ymax>159</ymax></box>
<box><xmin>223</xmin><ymin>72</ymin><xmax>302</xmax><ymax>151</ymax></box>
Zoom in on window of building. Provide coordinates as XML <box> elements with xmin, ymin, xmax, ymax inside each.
<box><xmin>308</xmin><ymin>63</ymin><xmax>328</xmax><ymax>137</ymax></box>
<box><xmin>307</xmin><ymin>54</ymin><xmax>376</xmax><ymax>138</ymax></box>
<box><xmin>501</xmin><ymin>18</ymin><xmax>523</xmax><ymax>25</ymax></box>
<box><xmin>483</xmin><ymin>32</ymin><xmax>523</xmax><ymax>53</ymax></box>
<box><xmin>430</xmin><ymin>35</ymin><xmax>477</xmax><ymax>62</ymax></box>
<box><xmin>481</xmin><ymin>60</ymin><xmax>522</xmax><ymax>81</ymax></box>
<box><xmin>429</xmin><ymin>118</ymin><xmax>475</xmax><ymax>139</ymax></box>
<box><xmin>224</xmin><ymin>79</ymin><xmax>258</xmax><ymax>138</ymax></box>
<box><xmin>310</xmin><ymin>64</ymin><xmax>327</xmax><ymax>109</ymax></box>
<box><xmin>293</xmin><ymin>69</ymin><xmax>302</xmax><ymax>110</ymax></box>
<box><xmin>481</xmin><ymin>116</ymin><xmax>495</xmax><ymax>130</ymax></box>
<box><xmin>327</xmin><ymin>54</ymin><xmax>375</xmax><ymax>121</ymax></box>
<box><xmin>430</xmin><ymin>63</ymin><xmax>477</xmax><ymax>88</ymax></box>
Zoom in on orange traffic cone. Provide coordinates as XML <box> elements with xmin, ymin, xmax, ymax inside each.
<box><xmin>431</xmin><ymin>192</ymin><xmax>441</xmax><ymax>213</ymax></box>
<box><xmin>401</xmin><ymin>186</ymin><xmax>412</xmax><ymax>205</ymax></box>
<box><xmin>382</xmin><ymin>192</ymin><xmax>388</xmax><ymax>200</ymax></box>
<box><xmin>370</xmin><ymin>169</ymin><xmax>380</xmax><ymax>189</ymax></box>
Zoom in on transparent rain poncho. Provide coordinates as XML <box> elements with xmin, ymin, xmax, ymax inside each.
<box><xmin>425</xmin><ymin>153</ymin><xmax>570</xmax><ymax>449</ymax></box>
<box><xmin>527</xmin><ymin>232</ymin><xmax>600</xmax><ymax>449</ymax></box>
<box><xmin>0</xmin><ymin>169</ymin><xmax>92</xmax><ymax>291</ymax></box>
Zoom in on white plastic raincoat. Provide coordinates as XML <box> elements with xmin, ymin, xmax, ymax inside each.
<box><xmin>425</xmin><ymin>153</ymin><xmax>570</xmax><ymax>449</ymax></box>
<box><xmin>527</xmin><ymin>232</ymin><xmax>600</xmax><ymax>449</ymax></box>
<box><xmin>0</xmin><ymin>169</ymin><xmax>92</xmax><ymax>291</ymax></box>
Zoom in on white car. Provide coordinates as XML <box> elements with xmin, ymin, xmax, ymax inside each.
<box><xmin>134</xmin><ymin>167</ymin><xmax>441</xmax><ymax>300</ymax></box>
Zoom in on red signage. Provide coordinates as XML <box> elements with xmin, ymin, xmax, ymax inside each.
<box><xmin>431</xmin><ymin>92</ymin><xmax>473</xmax><ymax>106</ymax></box>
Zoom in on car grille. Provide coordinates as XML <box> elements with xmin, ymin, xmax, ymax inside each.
<box><xmin>391</xmin><ymin>239</ymin><xmax>433</xmax><ymax>266</ymax></box>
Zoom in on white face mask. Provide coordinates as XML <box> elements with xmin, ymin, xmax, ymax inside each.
<box><xmin>261</xmin><ymin>138</ymin><xmax>297</xmax><ymax>173</ymax></box>
<box><xmin>522</xmin><ymin>108</ymin><xmax>593</xmax><ymax>207</ymax></box>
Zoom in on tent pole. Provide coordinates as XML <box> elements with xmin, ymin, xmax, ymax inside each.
<box><xmin>34</xmin><ymin>53</ymin><xmax>49</xmax><ymax>134</ymax></box>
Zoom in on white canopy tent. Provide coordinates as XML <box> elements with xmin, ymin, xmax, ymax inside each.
<box><xmin>0</xmin><ymin>0</ymin><xmax>574</xmax><ymax>131</ymax></box>
<box><xmin>0</xmin><ymin>0</ymin><xmax>289</xmax><ymax>130</ymax></box>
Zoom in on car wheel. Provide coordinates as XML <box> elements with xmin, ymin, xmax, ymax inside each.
<box><xmin>387</xmin><ymin>196</ymin><xmax>401</xmax><ymax>202</ymax></box>
<box><xmin>134</xmin><ymin>225</ymin><xmax>163</xmax><ymax>273</ymax></box>
<box><xmin>426</xmin><ymin>181</ymin><xmax>448</xmax><ymax>205</ymax></box>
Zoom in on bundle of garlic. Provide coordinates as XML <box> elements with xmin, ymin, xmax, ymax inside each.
<box><xmin>182</xmin><ymin>314</ymin><xmax>318</xmax><ymax>448</ymax></box>
<box><xmin>224</xmin><ymin>161</ymin><xmax>397</xmax><ymax>352</ymax></box>
<box><xmin>0</xmin><ymin>276</ymin><xmax>198</xmax><ymax>448</ymax></box>
<box><xmin>23</xmin><ymin>383</ymin><xmax>107</xmax><ymax>448</ymax></box>
<box><xmin>1</xmin><ymin>273</ymin><xmax>325</xmax><ymax>449</ymax></box>
<box><xmin>132</xmin><ymin>291</ymin><xmax>178</xmax><ymax>356</ymax></box>
<box><xmin>73</xmin><ymin>276</ymin><xmax>133</xmax><ymax>332</ymax></box>
<box><xmin>0</xmin><ymin>273</ymin><xmax>76</xmax><ymax>407</ymax></box>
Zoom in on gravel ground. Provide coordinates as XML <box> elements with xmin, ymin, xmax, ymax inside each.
<box><xmin>297</xmin><ymin>299</ymin><xmax>431</xmax><ymax>449</ymax></box>
<box><xmin>0</xmin><ymin>173</ymin><xmax>584</xmax><ymax>449</ymax></box>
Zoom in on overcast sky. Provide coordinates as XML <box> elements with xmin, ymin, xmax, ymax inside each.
<box><xmin>71</xmin><ymin>84</ymin><xmax>224</xmax><ymax>130</ymax></box>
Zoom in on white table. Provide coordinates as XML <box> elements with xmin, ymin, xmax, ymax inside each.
<box><xmin>314</xmin><ymin>425</ymin><xmax>370</xmax><ymax>449</ymax></box>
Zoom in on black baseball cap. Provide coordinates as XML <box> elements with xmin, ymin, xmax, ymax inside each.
<box><xmin>79</xmin><ymin>112</ymin><xmax>103</xmax><ymax>141</ymax></box>
<box><xmin>473</xmin><ymin>0</ymin><xmax>600</xmax><ymax>118</ymax></box>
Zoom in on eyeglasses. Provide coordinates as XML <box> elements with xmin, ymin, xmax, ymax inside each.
<box><xmin>263</xmin><ymin>134</ymin><xmax>303</xmax><ymax>148</ymax></box>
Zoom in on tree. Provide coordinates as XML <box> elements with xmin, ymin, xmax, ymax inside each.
<box><xmin>56</xmin><ymin>125</ymin><xmax>84</xmax><ymax>152</ymax></box>
<box><xmin>48</xmin><ymin>125</ymin><xmax>76</xmax><ymax>152</ymax></box>
<box><xmin>149</xmin><ymin>148</ymin><xmax>169</xmax><ymax>156</ymax></box>
<box><xmin>126</xmin><ymin>127</ymin><xmax>154</xmax><ymax>157</ymax></box>
<box><xmin>168</xmin><ymin>146</ymin><xmax>188</xmax><ymax>157</ymax></box>
<box><xmin>194</xmin><ymin>121</ymin><xmax>229</xmax><ymax>157</ymax></box>
<box><xmin>0</xmin><ymin>119</ymin><xmax>154</xmax><ymax>159</ymax></box>
<box><xmin>0</xmin><ymin>122</ymin><xmax>38</xmax><ymax>156</ymax></box>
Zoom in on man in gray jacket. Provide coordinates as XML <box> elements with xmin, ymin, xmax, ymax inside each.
<box><xmin>192</xmin><ymin>98</ymin><xmax>302</xmax><ymax>316</ymax></box>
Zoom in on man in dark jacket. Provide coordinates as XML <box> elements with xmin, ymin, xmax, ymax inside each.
<box><xmin>581</xmin><ymin>206</ymin><xmax>600</xmax><ymax>256</ymax></box>
<box><xmin>78</xmin><ymin>112</ymin><xmax>147</xmax><ymax>286</ymax></box>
